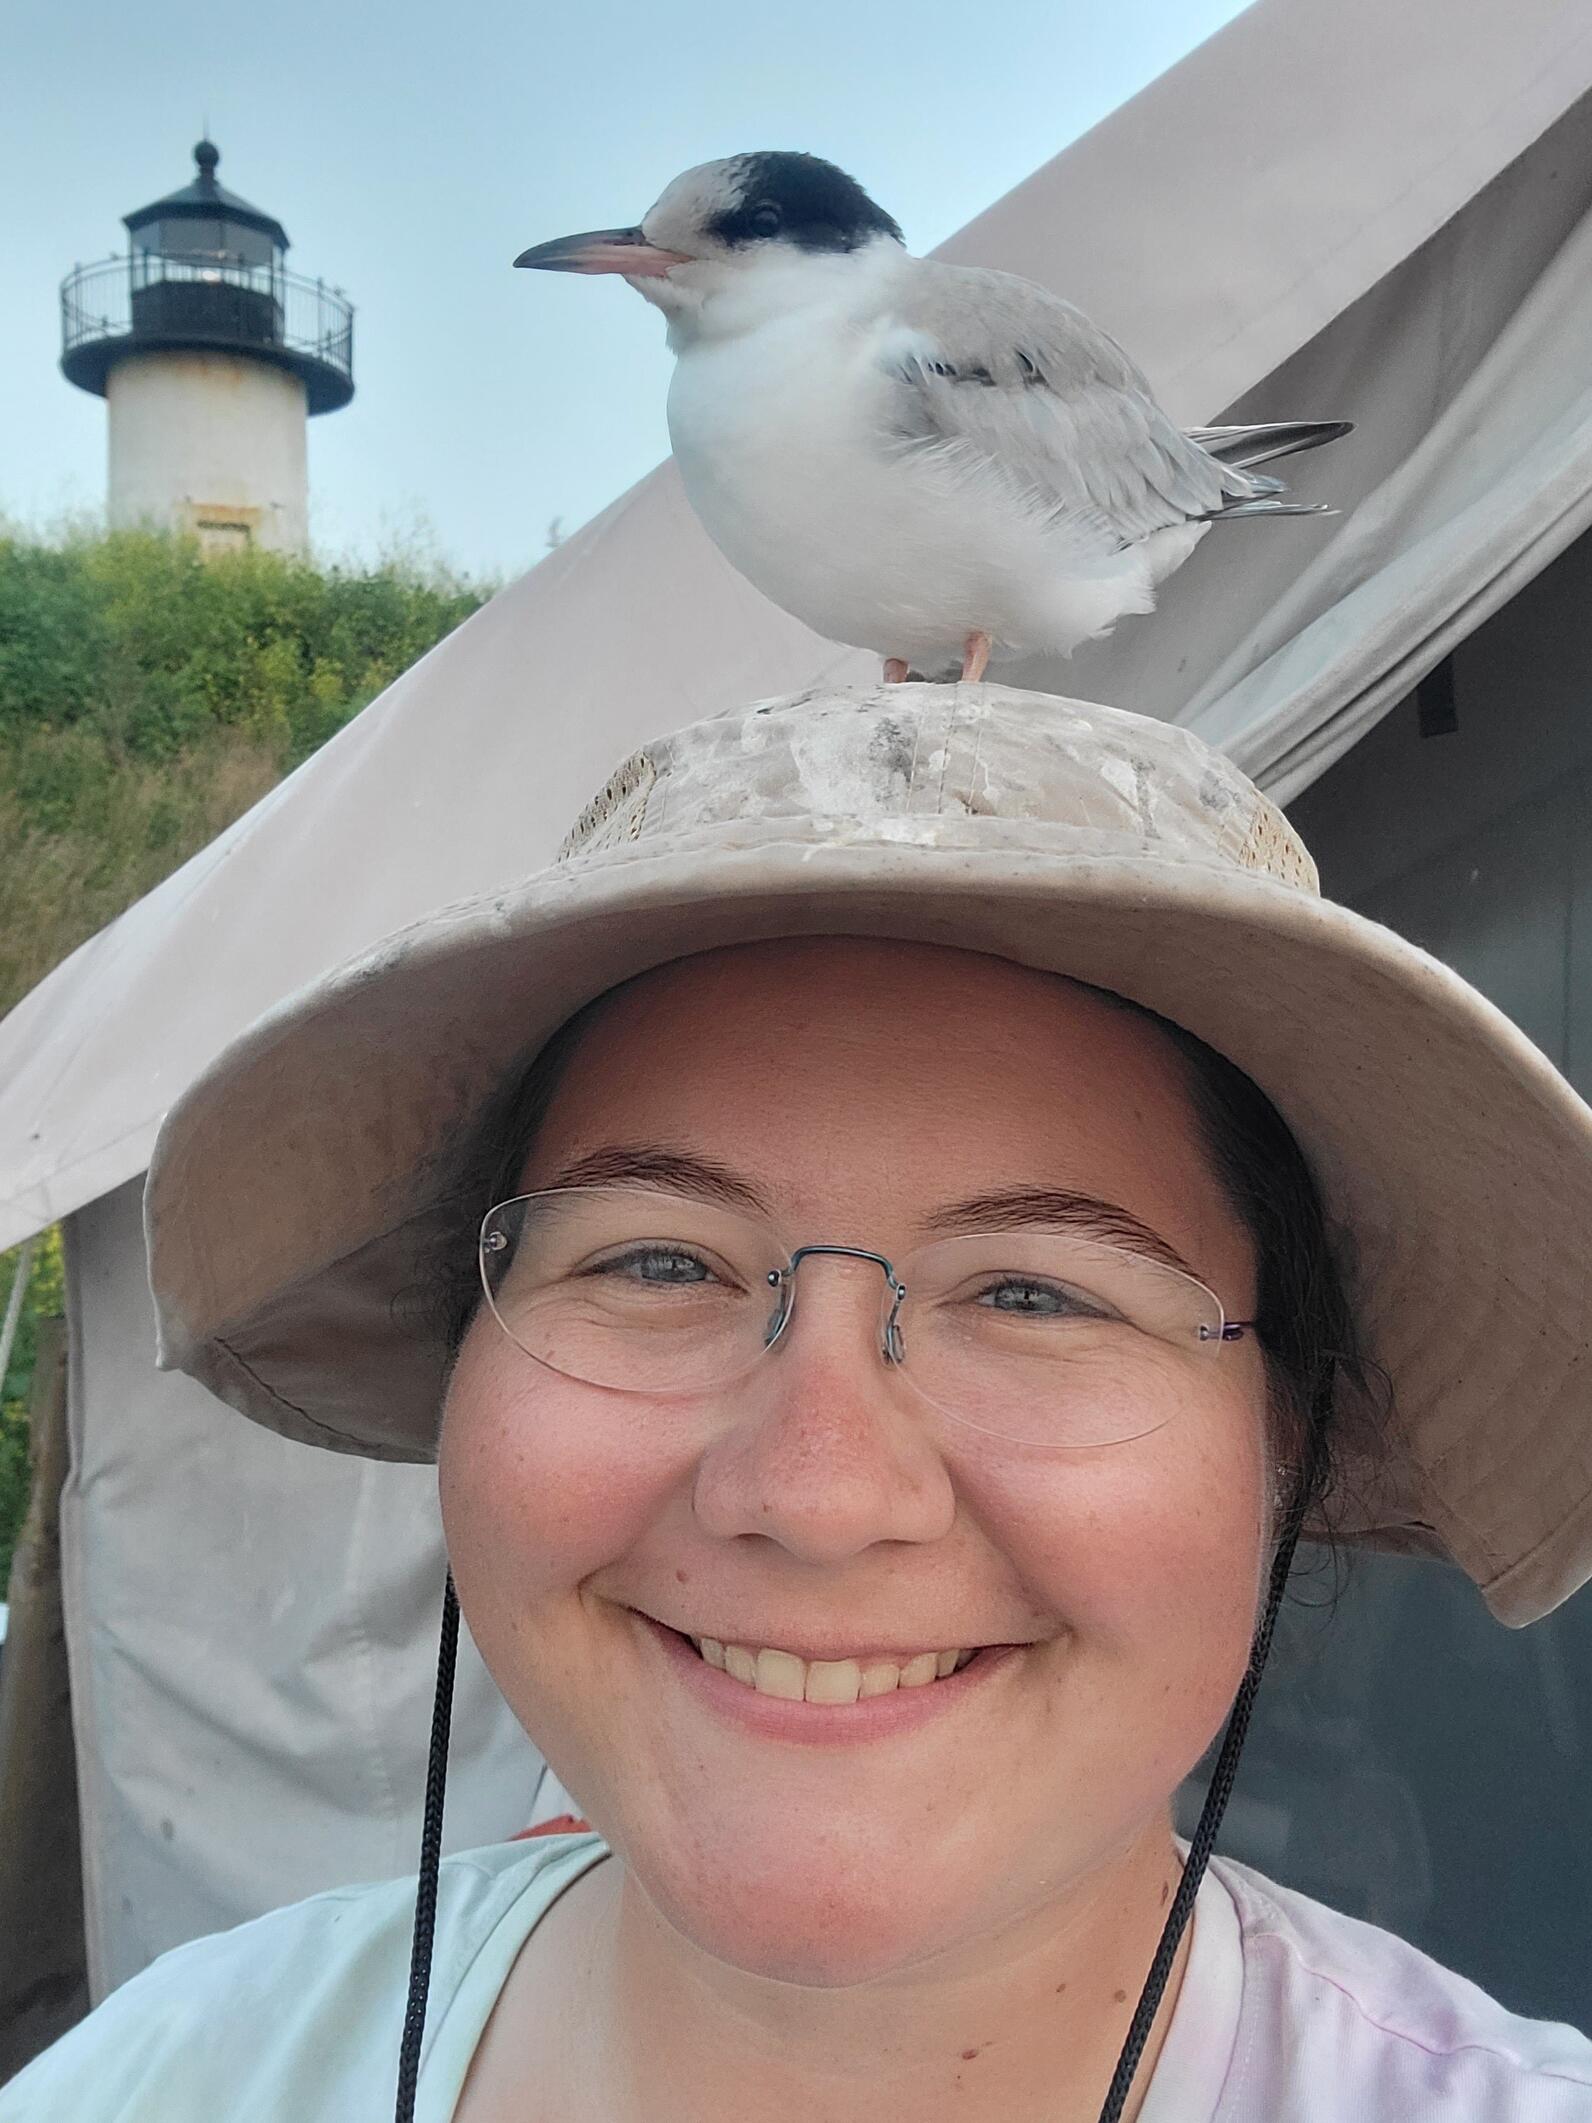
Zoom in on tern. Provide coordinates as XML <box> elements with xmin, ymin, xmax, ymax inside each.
<box><xmin>516</xmin><ymin>152</ymin><xmax>1351</xmax><ymax>681</ymax></box>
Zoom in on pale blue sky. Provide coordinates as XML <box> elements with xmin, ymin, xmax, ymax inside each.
<box><xmin>4</xmin><ymin>0</ymin><xmax>1251</xmax><ymax>582</ymax></box>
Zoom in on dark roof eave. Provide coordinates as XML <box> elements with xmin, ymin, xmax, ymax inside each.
<box><xmin>124</xmin><ymin>182</ymin><xmax>289</xmax><ymax>250</ymax></box>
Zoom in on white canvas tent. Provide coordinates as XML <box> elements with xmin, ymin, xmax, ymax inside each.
<box><xmin>4</xmin><ymin>0</ymin><xmax>1592</xmax><ymax>2006</ymax></box>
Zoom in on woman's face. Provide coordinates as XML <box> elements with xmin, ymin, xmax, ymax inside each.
<box><xmin>440</xmin><ymin>939</ymin><xmax>1271</xmax><ymax>1984</ymax></box>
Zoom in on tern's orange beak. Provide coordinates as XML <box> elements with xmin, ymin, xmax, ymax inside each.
<box><xmin>512</xmin><ymin>226</ymin><xmax>690</xmax><ymax>277</ymax></box>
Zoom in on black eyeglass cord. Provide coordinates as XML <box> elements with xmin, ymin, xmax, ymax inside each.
<box><xmin>394</xmin><ymin>1570</ymin><xmax>460</xmax><ymax>2123</ymax></box>
<box><xmin>1093</xmin><ymin>1510</ymin><xmax>1303</xmax><ymax>2123</ymax></box>
<box><xmin>391</xmin><ymin>1522</ymin><xmax>1299</xmax><ymax>2123</ymax></box>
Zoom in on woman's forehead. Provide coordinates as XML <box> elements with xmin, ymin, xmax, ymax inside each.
<box><xmin>520</xmin><ymin>940</ymin><xmax>1247</xmax><ymax>1266</ymax></box>
<box><xmin>545</xmin><ymin>937</ymin><xmax>1185</xmax><ymax>1102</ymax></box>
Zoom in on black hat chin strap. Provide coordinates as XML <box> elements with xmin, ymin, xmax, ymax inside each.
<box><xmin>395</xmin><ymin>1571</ymin><xmax>459</xmax><ymax>2123</ymax></box>
<box><xmin>1094</xmin><ymin>1511</ymin><xmax>1303</xmax><ymax>2123</ymax></box>
<box><xmin>393</xmin><ymin>1522</ymin><xmax>1300</xmax><ymax>2123</ymax></box>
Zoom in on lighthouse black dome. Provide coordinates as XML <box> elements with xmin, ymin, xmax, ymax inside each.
<box><xmin>123</xmin><ymin>139</ymin><xmax>291</xmax><ymax>255</ymax></box>
<box><xmin>60</xmin><ymin>140</ymin><xmax>355</xmax><ymax>415</ymax></box>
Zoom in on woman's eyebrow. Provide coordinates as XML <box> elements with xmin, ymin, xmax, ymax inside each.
<box><xmin>534</xmin><ymin>1158</ymin><xmax>1193</xmax><ymax>1275</ymax></box>
<box><xmin>920</xmin><ymin>1188</ymin><xmax>1197</xmax><ymax>1276</ymax></box>
<box><xmin>538</xmin><ymin>1144</ymin><xmax>772</xmax><ymax>1214</ymax></box>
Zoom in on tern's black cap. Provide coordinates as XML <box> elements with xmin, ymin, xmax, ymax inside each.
<box><xmin>708</xmin><ymin>151</ymin><xmax>903</xmax><ymax>252</ymax></box>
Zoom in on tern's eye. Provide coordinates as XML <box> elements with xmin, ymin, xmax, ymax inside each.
<box><xmin>748</xmin><ymin>202</ymin><xmax>783</xmax><ymax>238</ymax></box>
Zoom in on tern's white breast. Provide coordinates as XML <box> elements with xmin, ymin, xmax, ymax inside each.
<box><xmin>665</xmin><ymin>304</ymin><xmax>1149</xmax><ymax>665</ymax></box>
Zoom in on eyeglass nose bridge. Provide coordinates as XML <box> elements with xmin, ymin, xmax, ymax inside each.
<box><xmin>764</xmin><ymin>1244</ymin><xmax>909</xmax><ymax>1366</ymax></box>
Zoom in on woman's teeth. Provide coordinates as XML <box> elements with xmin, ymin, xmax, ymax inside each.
<box><xmin>692</xmin><ymin>1638</ymin><xmax>978</xmax><ymax>1704</ymax></box>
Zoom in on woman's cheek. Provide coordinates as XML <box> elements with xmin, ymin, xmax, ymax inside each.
<box><xmin>949</xmin><ymin>1390</ymin><xmax>1267</xmax><ymax>1665</ymax></box>
<box><xmin>439</xmin><ymin>1321</ymin><xmax>682</xmax><ymax>1618</ymax></box>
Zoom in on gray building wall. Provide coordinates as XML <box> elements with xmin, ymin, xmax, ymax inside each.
<box><xmin>1195</xmin><ymin>527</ymin><xmax>1592</xmax><ymax>2030</ymax></box>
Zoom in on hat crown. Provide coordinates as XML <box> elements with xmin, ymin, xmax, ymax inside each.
<box><xmin>556</xmin><ymin>683</ymin><xmax>1319</xmax><ymax>895</ymax></box>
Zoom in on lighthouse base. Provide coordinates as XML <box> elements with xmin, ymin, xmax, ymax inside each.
<box><xmin>106</xmin><ymin>350</ymin><xmax>309</xmax><ymax>555</ymax></box>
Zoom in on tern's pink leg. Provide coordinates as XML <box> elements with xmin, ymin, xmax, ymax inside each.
<box><xmin>883</xmin><ymin>658</ymin><xmax>910</xmax><ymax>684</ymax></box>
<box><xmin>960</xmin><ymin>631</ymin><xmax>992</xmax><ymax>684</ymax></box>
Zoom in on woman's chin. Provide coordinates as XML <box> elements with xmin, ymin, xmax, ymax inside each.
<box><xmin>629</xmin><ymin>1837</ymin><xmax>987</xmax><ymax>1987</ymax></box>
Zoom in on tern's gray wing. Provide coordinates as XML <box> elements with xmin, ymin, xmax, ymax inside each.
<box><xmin>877</xmin><ymin>262</ymin><xmax>1253</xmax><ymax>546</ymax></box>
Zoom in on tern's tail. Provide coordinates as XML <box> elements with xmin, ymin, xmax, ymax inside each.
<box><xmin>1186</xmin><ymin>417</ymin><xmax>1354</xmax><ymax>521</ymax></box>
<box><xmin>1184</xmin><ymin>418</ymin><xmax>1354</xmax><ymax>472</ymax></box>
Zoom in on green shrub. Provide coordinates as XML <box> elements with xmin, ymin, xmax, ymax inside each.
<box><xmin>0</xmin><ymin>524</ymin><xmax>491</xmax><ymax>1014</ymax></box>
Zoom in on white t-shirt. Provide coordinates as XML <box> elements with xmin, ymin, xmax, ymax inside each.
<box><xmin>3</xmin><ymin>1831</ymin><xmax>1589</xmax><ymax>2120</ymax></box>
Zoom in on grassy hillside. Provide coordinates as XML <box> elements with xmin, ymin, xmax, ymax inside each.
<box><xmin>0</xmin><ymin>525</ymin><xmax>492</xmax><ymax>1578</ymax></box>
<box><xmin>0</xmin><ymin>526</ymin><xmax>489</xmax><ymax>1014</ymax></box>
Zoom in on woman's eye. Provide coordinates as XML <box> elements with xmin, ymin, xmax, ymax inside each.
<box><xmin>974</xmin><ymin>1277</ymin><xmax>1107</xmax><ymax>1319</ymax></box>
<box><xmin>591</xmin><ymin>1246</ymin><xmax>714</xmax><ymax>1285</ymax></box>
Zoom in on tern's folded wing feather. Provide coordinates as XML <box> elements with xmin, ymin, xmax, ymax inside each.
<box><xmin>878</xmin><ymin>262</ymin><xmax>1248</xmax><ymax>546</ymax></box>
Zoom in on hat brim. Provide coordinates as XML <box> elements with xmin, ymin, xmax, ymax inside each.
<box><xmin>145</xmin><ymin>828</ymin><xmax>1592</xmax><ymax>1626</ymax></box>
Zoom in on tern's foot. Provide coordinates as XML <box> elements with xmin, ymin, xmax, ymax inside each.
<box><xmin>883</xmin><ymin>657</ymin><xmax>910</xmax><ymax>684</ymax></box>
<box><xmin>960</xmin><ymin>631</ymin><xmax>992</xmax><ymax>684</ymax></box>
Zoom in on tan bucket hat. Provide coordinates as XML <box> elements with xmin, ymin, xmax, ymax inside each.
<box><xmin>144</xmin><ymin>682</ymin><xmax>1592</xmax><ymax>1626</ymax></box>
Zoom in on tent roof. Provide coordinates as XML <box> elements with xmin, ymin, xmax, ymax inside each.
<box><xmin>4</xmin><ymin>0</ymin><xmax>1592</xmax><ymax>1250</ymax></box>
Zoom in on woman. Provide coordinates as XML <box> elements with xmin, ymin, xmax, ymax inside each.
<box><xmin>5</xmin><ymin>683</ymin><xmax>1592</xmax><ymax>2123</ymax></box>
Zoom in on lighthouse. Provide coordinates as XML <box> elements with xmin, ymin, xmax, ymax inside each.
<box><xmin>60</xmin><ymin>141</ymin><xmax>354</xmax><ymax>554</ymax></box>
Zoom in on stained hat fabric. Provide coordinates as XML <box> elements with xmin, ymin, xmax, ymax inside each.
<box><xmin>143</xmin><ymin>683</ymin><xmax>1592</xmax><ymax>1625</ymax></box>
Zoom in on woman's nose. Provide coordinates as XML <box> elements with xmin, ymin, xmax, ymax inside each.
<box><xmin>690</xmin><ymin>1263</ymin><xmax>956</xmax><ymax>1562</ymax></box>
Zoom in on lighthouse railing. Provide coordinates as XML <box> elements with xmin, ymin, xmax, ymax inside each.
<box><xmin>60</xmin><ymin>254</ymin><xmax>355</xmax><ymax>396</ymax></box>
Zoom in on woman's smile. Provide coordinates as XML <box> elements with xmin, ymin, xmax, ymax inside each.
<box><xmin>630</xmin><ymin>1605</ymin><xmax>1033</xmax><ymax>1743</ymax></box>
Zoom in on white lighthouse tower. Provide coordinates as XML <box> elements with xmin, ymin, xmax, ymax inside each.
<box><xmin>60</xmin><ymin>141</ymin><xmax>354</xmax><ymax>555</ymax></box>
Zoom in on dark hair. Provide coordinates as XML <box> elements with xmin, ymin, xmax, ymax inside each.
<box><xmin>427</xmin><ymin>985</ymin><xmax>625</xmax><ymax>1359</ymax></box>
<box><xmin>429</xmin><ymin>972</ymin><xmax>1384</xmax><ymax>1537</ymax></box>
<box><xmin>1081</xmin><ymin>986</ymin><xmax>1384</xmax><ymax>1536</ymax></box>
